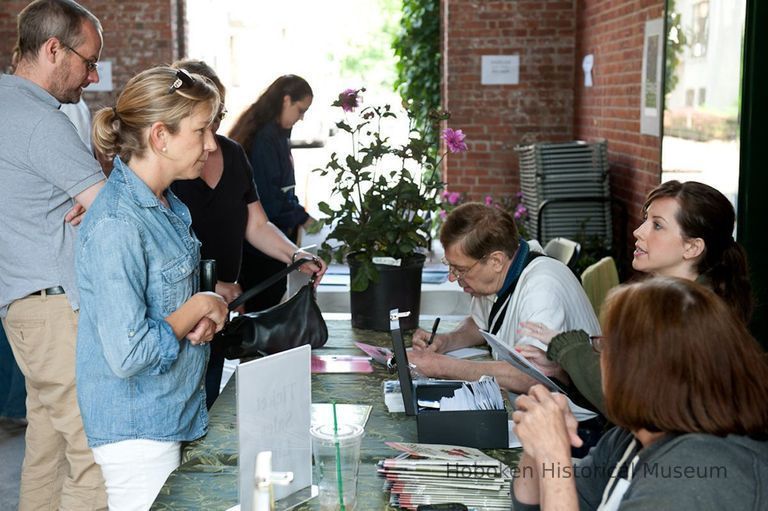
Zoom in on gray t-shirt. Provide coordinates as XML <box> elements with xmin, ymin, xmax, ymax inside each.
<box><xmin>0</xmin><ymin>74</ymin><xmax>104</xmax><ymax>316</ymax></box>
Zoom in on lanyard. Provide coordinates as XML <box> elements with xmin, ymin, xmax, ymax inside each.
<box><xmin>487</xmin><ymin>250</ymin><xmax>543</xmax><ymax>335</ymax></box>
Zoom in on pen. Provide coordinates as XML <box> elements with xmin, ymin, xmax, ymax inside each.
<box><xmin>427</xmin><ymin>317</ymin><xmax>441</xmax><ymax>346</ymax></box>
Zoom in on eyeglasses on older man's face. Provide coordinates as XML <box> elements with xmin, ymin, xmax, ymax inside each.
<box><xmin>441</xmin><ymin>254</ymin><xmax>487</xmax><ymax>280</ymax></box>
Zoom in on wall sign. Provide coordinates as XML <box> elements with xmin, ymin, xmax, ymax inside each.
<box><xmin>481</xmin><ymin>55</ymin><xmax>520</xmax><ymax>85</ymax></box>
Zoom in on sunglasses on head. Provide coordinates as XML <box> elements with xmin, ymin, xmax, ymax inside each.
<box><xmin>168</xmin><ymin>69</ymin><xmax>195</xmax><ymax>95</ymax></box>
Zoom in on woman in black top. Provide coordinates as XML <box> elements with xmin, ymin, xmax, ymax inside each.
<box><xmin>171</xmin><ymin>61</ymin><xmax>326</xmax><ymax>408</ymax></box>
<box><xmin>228</xmin><ymin>74</ymin><xmax>316</xmax><ymax>311</ymax></box>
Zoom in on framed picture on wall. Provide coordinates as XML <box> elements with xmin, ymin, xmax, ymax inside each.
<box><xmin>640</xmin><ymin>18</ymin><xmax>663</xmax><ymax>136</ymax></box>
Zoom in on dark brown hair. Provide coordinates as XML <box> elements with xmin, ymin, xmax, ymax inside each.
<box><xmin>228</xmin><ymin>74</ymin><xmax>312</xmax><ymax>154</ymax></box>
<box><xmin>17</xmin><ymin>0</ymin><xmax>101</xmax><ymax>61</ymax></box>
<box><xmin>601</xmin><ymin>277</ymin><xmax>768</xmax><ymax>438</ymax></box>
<box><xmin>644</xmin><ymin>180</ymin><xmax>753</xmax><ymax>323</ymax></box>
<box><xmin>439</xmin><ymin>202</ymin><xmax>520</xmax><ymax>260</ymax></box>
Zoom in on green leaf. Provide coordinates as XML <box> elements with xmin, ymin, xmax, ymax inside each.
<box><xmin>318</xmin><ymin>201</ymin><xmax>334</xmax><ymax>217</ymax></box>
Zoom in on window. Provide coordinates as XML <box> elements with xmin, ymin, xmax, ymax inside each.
<box><xmin>692</xmin><ymin>1</ymin><xmax>710</xmax><ymax>58</ymax></box>
<box><xmin>685</xmin><ymin>89</ymin><xmax>695</xmax><ymax>107</ymax></box>
<box><xmin>698</xmin><ymin>88</ymin><xmax>707</xmax><ymax>106</ymax></box>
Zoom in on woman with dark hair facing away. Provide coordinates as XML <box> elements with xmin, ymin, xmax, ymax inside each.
<box><xmin>228</xmin><ymin>74</ymin><xmax>316</xmax><ymax>311</ymax></box>
<box><xmin>518</xmin><ymin>180</ymin><xmax>754</xmax><ymax>413</ymax></box>
<box><xmin>170</xmin><ymin>61</ymin><xmax>326</xmax><ymax>408</ymax></box>
<box><xmin>512</xmin><ymin>277</ymin><xmax>768</xmax><ymax>510</ymax></box>
<box><xmin>76</xmin><ymin>67</ymin><xmax>230</xmax><ymax>509</ymax></box>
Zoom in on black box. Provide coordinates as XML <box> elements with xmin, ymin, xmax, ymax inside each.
<box><xmin>388</xmin><ymin>311</ymin><xmax>509</xmax><ymax>449</ymax></box>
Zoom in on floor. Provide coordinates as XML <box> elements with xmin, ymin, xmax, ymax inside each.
<box><xmin>0</xmin><ymin>358</ymin><xmax>238</xmax><ymax>510</ymax></box>
<box><xmin>0</xmin><ymin>418</ymin><xmax>24</xmax><ymax>511</ymax></box>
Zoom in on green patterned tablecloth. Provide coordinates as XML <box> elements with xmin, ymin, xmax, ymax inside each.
<box><xmin>152</xmin><ymin>319</ymin><xmax>520</xmax><ymax>510</ymax></box>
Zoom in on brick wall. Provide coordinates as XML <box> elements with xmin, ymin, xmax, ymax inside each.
<box><xmin>573</xmin><ymin>0</ymin><xmax>665</xmax><ymax>255</ymax></box>
<box><xmin>0</xmin><ymin>0</ymin><xmax>184</xmax><ymax>109</ymax></box>
<box><xmin>441</xmin><ymin>0</ymin><xmax>577</xmax><ymax>200</ymax></box>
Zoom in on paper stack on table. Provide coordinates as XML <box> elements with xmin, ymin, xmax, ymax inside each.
<box><xmin>378</xmin><ymin>442</ymin><xmax>513</xmax><ymax>510</ymax></box>
<box><xmin>418</xmin><ymin>376</ymin><xmax>505</xmax><ymax>412</ymax></box>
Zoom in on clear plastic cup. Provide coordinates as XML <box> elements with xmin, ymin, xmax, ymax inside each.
<box><xmin>310</xmin><ymin>423</ymin><xmax>364</xmax><ymax>510</ymax></box>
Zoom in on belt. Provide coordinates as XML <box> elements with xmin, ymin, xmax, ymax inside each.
<box><xmin>29</xmin><ymin>286</ymin><xmax>66</xmax><ymax>296</ymax></box>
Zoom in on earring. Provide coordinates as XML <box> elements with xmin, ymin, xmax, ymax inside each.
<box><xmin>162</xmin><ymin>146</ymin><xmax>167</xmax><ymax>152</ymax></box>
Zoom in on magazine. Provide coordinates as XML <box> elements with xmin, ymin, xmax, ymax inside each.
<box><xmin>379</xmin><ymin>443</ymin><xmax>513</xmax><ymax>511</ymax></box>
<box><xmin>479</xmin><ymin>330</ymin><xmax>567</xmax><ymax>394</ymax></box>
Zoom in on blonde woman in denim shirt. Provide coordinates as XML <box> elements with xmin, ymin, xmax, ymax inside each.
<box><xmin>76</xmin><ymin>67</ymin><xmax>228</xmax><ymax>510</ymax></box>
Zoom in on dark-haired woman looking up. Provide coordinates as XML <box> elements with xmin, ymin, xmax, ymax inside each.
<box><xmin>519</xmin><ymin>180</ymin><xmax>754</xmax><ymax>413</ymax></box>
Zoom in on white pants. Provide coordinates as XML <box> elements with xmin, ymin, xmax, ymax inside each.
<box><xmin>92</xmin><ymin>439</ymin><xmax>181</xmax><ymax>511</ymax></box>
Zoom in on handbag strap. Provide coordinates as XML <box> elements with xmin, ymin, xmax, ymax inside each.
<box><xmin>228</xmin><ymin>257</ymin><xmax>317</xmax><ymax>311</ymax></box>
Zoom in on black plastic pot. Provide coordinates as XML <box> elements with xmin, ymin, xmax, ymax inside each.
<box><xmin>347</xmin><ymin>253</ymin><xmax>426</xmax><ymax>331</ymax></box>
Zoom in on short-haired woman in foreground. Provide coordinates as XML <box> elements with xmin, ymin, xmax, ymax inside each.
<box><xmin>512</xmin><ymin>277</ymin><xmax>768</xmax><ymax>510</ymax></box>
<box><xmin>77</xmin><ymin>67</ymin><xmax>229</xmax><ymax>509</ymax></box>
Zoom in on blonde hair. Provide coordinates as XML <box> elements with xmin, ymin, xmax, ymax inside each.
<box><xmin>92</xmin><ymin>66</ymin><xmax>220</xmax><ymax>163</ymax></box>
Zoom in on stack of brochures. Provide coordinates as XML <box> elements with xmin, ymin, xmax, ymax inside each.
<box><xmin>418</xmin><ymin>376</ymin><xmax>505</xmax><ymax>411</ymax></box>
<box><xmin>378</xmin><ymin>442</ymin><xmax>513</xmax><ymax>511</ymax></box>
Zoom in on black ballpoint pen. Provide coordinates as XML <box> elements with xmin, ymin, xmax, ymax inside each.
<box><xmin>427</xmin><ymin>317</ymin><xmax>441</xmax><ymax>346</ymax></box>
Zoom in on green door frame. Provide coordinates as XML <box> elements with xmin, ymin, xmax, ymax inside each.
<box><xmin>739</xmin><ymin>0</ymin><xmax>767</xmax><ymax>347</ymax></box>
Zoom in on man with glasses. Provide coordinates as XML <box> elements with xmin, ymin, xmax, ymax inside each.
<box><xmin>410</xmin><ymin>203</ymin><xmax>600</xmax><ymax>395</ymax></box>
<box><xmin>0</xmin><ymin>1</ymin><xmax>107</xmax><ymax>509</ymax></box>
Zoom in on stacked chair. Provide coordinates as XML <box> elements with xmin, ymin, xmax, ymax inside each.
<box><xmin>517</xmin><ymin>140</ymin><xmax>612</xmax><ymax>249</ymax></box>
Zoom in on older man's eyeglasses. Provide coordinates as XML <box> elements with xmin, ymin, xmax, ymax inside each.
<box><xmin>63</xmin><ymin>44</ymin><xmax>98</xmax><ymax>72</ymax></box>
<box><xmin>168</xmin><ymin>69</ymin><xmax>195</xmax><ymax>95</ymax></box>
<box><xmin>441</xmin><ymin>255</ymin><xmax>487</xmax><ymax>280</ymax></box>
<box><xmin>589</xmin><ymin>335</ymin><xmax>604</xmax><ymax>353</ymax></box>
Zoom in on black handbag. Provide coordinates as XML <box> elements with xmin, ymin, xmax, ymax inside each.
<box><xmin>217</xmin><ymin>258</ymin><xmax>328</xmax><ymax>359</ymax></box>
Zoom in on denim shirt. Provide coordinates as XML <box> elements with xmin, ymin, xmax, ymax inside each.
<box><xmin>76</xmin><ymin>157</ymin><xmax>208</xmax><ymax>448</ymax></box>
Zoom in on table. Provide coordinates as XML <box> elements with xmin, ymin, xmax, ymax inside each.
<box><xmin>151</xmin><ymin>320</ymin><xmax>520</xmax><ymax>510</ymax></box>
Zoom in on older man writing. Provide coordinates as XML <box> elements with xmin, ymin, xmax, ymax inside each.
<box><xmin>409</xmin><ymin>203</ymin><xmax>600</xmax><ymax>402</ymax></box>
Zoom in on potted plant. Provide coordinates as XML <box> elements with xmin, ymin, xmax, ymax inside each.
<box><xmin>310</xmin><ymin>88</ymin><xmax>467</xmax><ymax>331</ymax></box>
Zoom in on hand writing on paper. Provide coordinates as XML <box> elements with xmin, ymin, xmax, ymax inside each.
<box><xmin>412</xmin><ymin>328</ymin><xmax>445</xmax><ymax>352</ymax></box>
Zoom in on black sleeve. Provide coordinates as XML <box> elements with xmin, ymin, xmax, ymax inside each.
<box><xmin>218</xmin><ymin>135</ymin><xmax>259</xmax><ymax>203</ymax></box>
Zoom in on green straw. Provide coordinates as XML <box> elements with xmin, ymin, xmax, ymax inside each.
<box><xmin>332</xmin><ymin>400</ymin><xmax>346</xmax><ymax>511</ymax></box>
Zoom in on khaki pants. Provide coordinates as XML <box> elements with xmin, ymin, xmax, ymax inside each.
<box><xmin>3</xmin><ymin>293</ymin><xmax>107</xmax><ymax>511</ymax></box>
